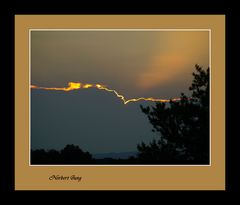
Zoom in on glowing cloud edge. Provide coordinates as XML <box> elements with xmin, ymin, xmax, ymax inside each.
<box><xmin>31</xmin><ymin>82</ymin><xmax>183</xmax><ymax>105</ymax></box>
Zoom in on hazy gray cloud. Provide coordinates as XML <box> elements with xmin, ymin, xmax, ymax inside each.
<box><xmin>31</xmin><ymin>31</ymin><xmax>209</xmax><ymax>99</ymax></box>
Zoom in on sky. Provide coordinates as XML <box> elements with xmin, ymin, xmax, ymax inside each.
<box><xmin>31</xmin><ymin>30</ymin><xmax>209</xmax><ymax>154</ymax></box>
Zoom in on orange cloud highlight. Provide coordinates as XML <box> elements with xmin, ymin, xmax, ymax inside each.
<box><xmin>31</xmin><ymin>82</ymin><xmax>182</xmax><ymax>105</ymax></box>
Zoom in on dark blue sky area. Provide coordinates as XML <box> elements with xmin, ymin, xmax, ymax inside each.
<box><xmin>31</xmin><ymin>89</ymin><xmax>155</xmax><ymax>153</ymax></box>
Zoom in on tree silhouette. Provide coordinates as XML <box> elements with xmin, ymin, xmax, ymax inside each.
<box><xmin>31</xmin><ymin>144</ymin><xmax>93</xmax><ymax>164</ymax></box>
<box><xmin>60</xmin><ymin>144</ymin><xmax>92</xmax><ymax>164</ymax></box>
<box><xmin>137</xmin><ymin>64</ymin><xmax>209</xmax><ymax>164</ymax></box>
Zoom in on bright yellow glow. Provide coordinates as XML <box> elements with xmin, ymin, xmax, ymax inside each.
<box><xmin>31</xmin><ymin>82</ymin><xmax>182</xmax><ymax>105</ymax></box>
<box><xmin>83</xmin><ymin>84</ymin><xmax>93</xmax><ymax>88</ymax></box>
<box><xmin>68</xmin><ymin>82</ymin><xmax>81</xmax><ymax>89</ymax></box>
<box><xmin>63</xmin><ymin>82</ymin><xmax>81</xmax><ymax>91</ymax></box>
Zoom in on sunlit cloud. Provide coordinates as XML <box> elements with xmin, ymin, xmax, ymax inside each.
<box><xmin>137</xmin><ymin>53</ymin><xmax>189</xmax><ymax>89</ymax></box>
<box><xmin>136</xmin><ymin>31</ymin><xmax>209</xmax><ymax>90</ymax></box>
<box><xmin>31</xmin><ymin>31</ymin><xmax>209</xmax><ymax>97</ymax></box>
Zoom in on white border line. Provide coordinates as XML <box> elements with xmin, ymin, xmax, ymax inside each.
<box><xmin>209</xmin><ymin>29</ymin><xmax>212</xmax><ymax>166</ymax></box>
<box><xmin>30</xmin><ymin>29</ymin><xmax>210</xmax><ymax>31</ymax></box>
<box><xmin>29</xmin><ymin>29</ymin><xmax>211</xmax><ymax>167</ymax></box>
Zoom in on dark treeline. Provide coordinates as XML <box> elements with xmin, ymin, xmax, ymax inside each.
<box><xmin>31</xmin><ymin>144</ymin><xmax>92</xmax><ymax>164</ymax></box>
<box><xmin>31</xmin><ymin>65</ymin><xmax>209</xmax><ymax>165</ymax></box>
<box><xmin>31</xmin><ymin>144</ymin><xmax>138</xmax><ymax>164</ymax></box>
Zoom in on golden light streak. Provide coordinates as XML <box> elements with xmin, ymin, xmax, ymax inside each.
<box><xmin>31</xmin><ymin>82</ymin><xmax>182</xmax><ymax>105</ymax></box>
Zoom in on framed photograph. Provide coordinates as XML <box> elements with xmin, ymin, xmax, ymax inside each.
<box><xmin>15</xmin><ymin>15</ymin><xmax>225</xmax><ymax>190</ymax></box>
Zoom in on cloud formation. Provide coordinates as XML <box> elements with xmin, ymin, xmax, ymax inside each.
<box><xmin>31</xmin><ymin>31</ymin><xmax>209</xmax><ymax>98</ymax></box>
<box><xmin>136</xmin><ymin>31</ymin><xmax>209</xmax><ymax>90</ymax></box>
